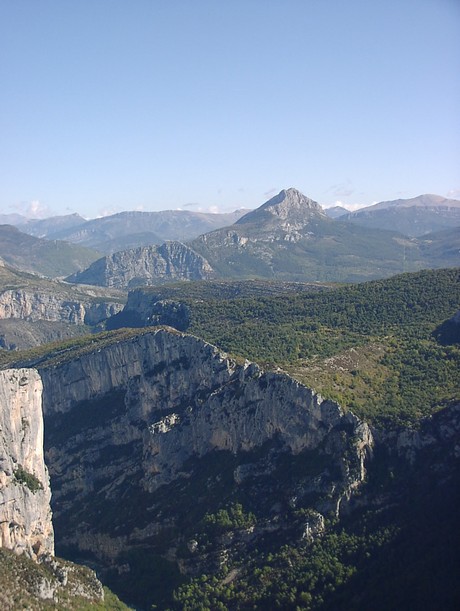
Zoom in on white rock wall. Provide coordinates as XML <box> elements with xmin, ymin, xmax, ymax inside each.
<box><xmin>0</xmin><ymin>368</ymin><xmax>54</xmax><ymax>559</ymax></box>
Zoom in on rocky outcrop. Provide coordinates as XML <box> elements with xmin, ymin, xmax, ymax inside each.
<box><xmin>381</xmin><ymin>402</ymin><xmax>460</xmax><ymax>466</ymax></box>
<box><xmin>0</xmin><ymin>368</ymin><xmax>53</xmax><ymax>560</ymax></box>
<box><xmin>67</xmin><ymin>241</ymin><xmax>215</xmax><ymax>288</ymax></box>
<box><xmin>434</xmin><ymin>309</ymin><xmax>460</xmax><ymax>345</ymax></box>
<box><xmin>107</xmin><ymin>288</ymin><xmax>191</xmax><ymax>331</ymax></box>
<box><xmin>0</xmin><ymin>288</ymin><xmax>123</xmax><ymax>326</ymax></box>
<box><xmin>0</xmin><ymin>548</ymin><xmax>110</xmax><ymax>610</ymax></box>
<box><xmin>236</xmin><ymin>188</ymin><xmax>327</xmax><ymax>228</ymax></box>
<box><xmin>0</xmin><ymin>368</ymin><xmax>129</xmax><ymax>608</ymax></box>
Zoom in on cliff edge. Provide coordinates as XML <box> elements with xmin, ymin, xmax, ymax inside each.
<box><xmin>0</xmin><ymin>368</ymin><xmax>54</xmax><ymax>560</ymax></box>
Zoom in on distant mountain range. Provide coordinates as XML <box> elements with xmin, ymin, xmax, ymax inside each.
<box><xmin>66</xmin><ymin>188</ymin><xmax>460</xmax><ymax>287</ymax></box>
<box><xmin>339</xmin><ymin>193</ymin><xmax>460</xmax><ymax>236</ymax></box>
<box><xmin>4</xmin><ymin>193</ymin><xmax>459</xmax><ymax>248</ymax></box>
<box><xmin>188</xmin><ymin>189</ymin><xmax>459</xmax><ymax>283</ymax></box>
<box><xmin>1</xmin><ymin>209</ymin><xmax>249</xmax><ymax>254</ymax></box>
<box><xmin>10</xmin><ymin>212</ymin><xmax>87</xmax><ymax>237</ymax></box>
<box><xmin>2</xmin><ymin>190</ymin><xmax>459</xmax><ymax>284</ymax></box>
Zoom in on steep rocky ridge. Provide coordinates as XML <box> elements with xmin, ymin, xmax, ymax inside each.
<box><xmin>22</xmin><ymin>328</ymin><xmax>372</xmax><ymax>607</ymax></box>
<box><xmin>38</xmin><ymin>329</ymin><xmax>372</xmax><ymax>492</ymax></box>
<box><xmin>0</xmin><ymin>368</ymin><xmax>53</xmax><ymax>560</ymax></box>
<box><xmin>1</xmin><ymin>322</ymin><xmax>458</xmax><ymax>608</ymax></box>
<box><xmin>67</xmin><ymin>241</ymin><xmax>215</xmax><ymax>288</ymax></box>
<box><xmin>235</xmin><ymin>188</ymin><xmax>327</xmax><ymax>228</ymax></box>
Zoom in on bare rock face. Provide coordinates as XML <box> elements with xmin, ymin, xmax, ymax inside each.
<box><xmin>107</xmin><ymin>289</ymin><xmax>191</xmax><ymax>331</ymax></box>
<box><xmin>67</xmin><ymin>241</ymin><xmax>215</xmax><ymax>288</ymax></box>
<box><xmin>236</xmin><ymin>188</ymin><xmax>327</xmax><ymax>227</ymax></box>
<box><xmin>0</xmin><ymin>369</ymin><xmax>54</xmax><ymax>560</ymax></box>
<box><xmin>37</xmin><ymin>329</ymin><xmax>372</xmax><ymax>579</ymax></box>
<box><xmin>40</xmin><ymin>330</ymin><xmax>371</xmax><ymax>486</ymax></box>
<box><xmin>196</xmin><ymin>188</ymin><xmax>328</xmax><ymax>254</ymax></box>
<box><xmin>382</xmin><ymin>402</ymin><xmax>460</xmax><ymax>465</ymax></box>
<box><xmin>0</xmin><ymin>288</ymin><xmax>123</xmax><ymax>325</ymax></box>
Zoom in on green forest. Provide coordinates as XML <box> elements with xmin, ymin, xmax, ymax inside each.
<box><xmin>142</xmin><ymin>267</ymin><xmax>460</xmax><ymax>427</ymax></box>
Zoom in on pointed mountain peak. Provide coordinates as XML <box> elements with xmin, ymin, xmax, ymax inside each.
<box><xmin>236</xmin><ymin>188</ymin><xmax>326</xmax><ymax>225</ymax></box>
<box><xmin>259</xmin><ymin>188</ymin><xmax>324</xmax><ymax>215</ymax></box>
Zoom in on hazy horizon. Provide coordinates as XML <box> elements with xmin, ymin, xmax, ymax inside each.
<box><xmin>2</xmin><ymin>188</ymin><xmax>457</xmax><ymax>222</ymax></box>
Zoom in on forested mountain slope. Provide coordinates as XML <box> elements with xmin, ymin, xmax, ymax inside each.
<box><xmin>112</xmin><ymin>267</ymin><xmax>460</xmax><ymax>427</ymax></box>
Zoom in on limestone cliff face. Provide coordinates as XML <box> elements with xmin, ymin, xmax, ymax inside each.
<box><xmin>106</xmin><ymin>288</ymin><xmax>191</xmax><ymax>331</ymax></box>
<box><xmin>67</xmin><ymin>241</ymin><xmax>215</xmax><ymax>288</ymax></box>
<box><xmin>36</xmin><ymin>328</ymin><xmax>373</xmax><ymax>584</ymax></box>
<box><xmin>0</xmin><ymin>288</ymin><xmax>123</xmax><ymax>325</ymax></box>
<box><xmin>381</xmin><ymin>402</ymin><xmax>460</xmax><ymax>465</ymax></box>
<box><xmin>0</xmin><ymin>369</ymin><xmax>54</xmax><ymax>560</ymax></box>
<box><xmin>40</xmin><ymin>329</ymin><xmax>372</xmax><ymax>490</ymax></box>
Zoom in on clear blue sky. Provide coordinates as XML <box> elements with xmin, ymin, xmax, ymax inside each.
<box><xmin>1</xmin><ymin>0</ymin><xmax>459</xmax><ymax>218</ymax></box>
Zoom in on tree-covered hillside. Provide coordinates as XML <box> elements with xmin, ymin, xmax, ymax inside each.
<box><xmin>124</xmin><ymin>268</ymin><xmax>460</xmax><ymax>427</ymax></box>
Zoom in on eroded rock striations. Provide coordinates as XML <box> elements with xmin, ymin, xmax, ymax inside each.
<box><xmin>67</xmin><ymin>241</ymin><xmax>215</xmax><ymax>288</ymax></box>
<box><xmin>40</xmin><ymin>328</ymin><xmax>372</xmax><ymax>492</ymax></box>
<box><xmin>0</xmin><ymin>368</ymin><xmax>53</xmax><ymax>560</ymax></box>
<box><xmin>32</xmin><ymin>327</ymin><xmax>373</xmax><ymax>604</ymax></box>
<box><xmin>0</xmin><ymin>288</ymin><xmax>123</xmax><ymax>326</ymax></box>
